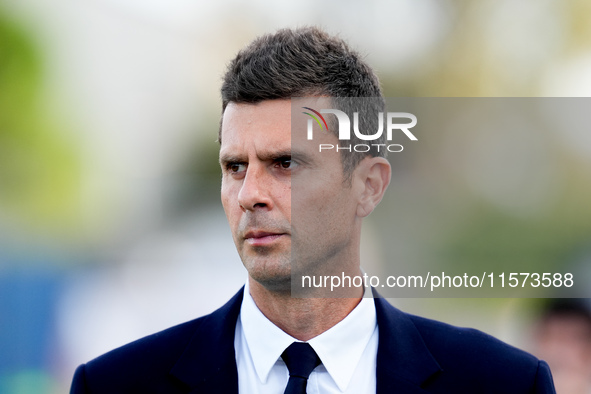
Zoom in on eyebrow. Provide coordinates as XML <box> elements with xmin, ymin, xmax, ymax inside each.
<box><xmin>219</xmin><ymin>149</ymin><xmax>312</xmax><ymax>166</ymax></box>
<box><xmin>257</xmin><ymin>149</ymin><xmax>292</xmax><ymax>162</ymax></box>
<box><xmin>219</xmin><ymin>153</ymin><xmax>244</xmax><ymax>166</ymax></box>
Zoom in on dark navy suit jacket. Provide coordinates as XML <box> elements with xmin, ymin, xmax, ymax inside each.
<box><xmin>70</xmin><ymin>288</ymin><xmax>555</xmax><ymax>393</ymax></box>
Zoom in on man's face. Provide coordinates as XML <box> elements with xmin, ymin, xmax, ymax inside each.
<box><xmin>219</xmin><ymin>99</ymin><xmax>361</xmax><ymax>292</ymax></box>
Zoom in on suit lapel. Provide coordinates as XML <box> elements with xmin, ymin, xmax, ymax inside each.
<box><xmin>169</xmin><ymin>288</ymin><xmax>440</xmax><ymax>394</ymax></box>
<box><xmin>374</xmin><ymin>296</ymin><xmax>442</xmax><ymax>394</ymax></box>
<box><xmin>170</xmin><ymin>288</ymin><xmax>244</xmax><ymax>393</ymax></box>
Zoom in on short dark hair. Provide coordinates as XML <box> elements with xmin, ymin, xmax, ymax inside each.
<box><xmin>540</xmin><ymin>298</ymin><xmax>591</xmax><ymax>327</ymax></box>
<box><xmin>219</xmin><ymin>26</ymin><xmax>385</xmax><ymax>175</ymax></box>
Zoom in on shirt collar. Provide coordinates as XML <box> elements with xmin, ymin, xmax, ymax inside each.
<box><xmin>239</xmin><ymin>281</ymin><xmax>296</xmax><ymax>384</ymax></box>
<box><xmin>239</xmin><ymin>280</ymin><xmax>377</xmax><ymax>392</ymax></box>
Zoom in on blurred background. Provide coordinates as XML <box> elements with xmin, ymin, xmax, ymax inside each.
<box><xmin>1</xmin><ymin>0</ymin><xmax>591</xmax><ymax>392</ymax></box>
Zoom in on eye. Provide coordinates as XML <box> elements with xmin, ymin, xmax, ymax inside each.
<box><xmin>277</xmin><ymin>157</ymin><xmax>296</xmax><ymax>170</ymax></box>
<box><xmin>227</xmin><ymin>163</ymin><xmax>247</xmax><ymax>173</ymax></box>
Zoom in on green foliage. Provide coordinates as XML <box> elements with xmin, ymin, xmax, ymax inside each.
<box><xmin>0</xmin><ymin>10</ymin><xmax>80</xmax><ymax>232</ymax></box>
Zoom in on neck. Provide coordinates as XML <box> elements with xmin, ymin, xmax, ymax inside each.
<box><xmin>248</xmin><ymin>274</ymin><xmax>364</xmax><ymax>341</ymax></box>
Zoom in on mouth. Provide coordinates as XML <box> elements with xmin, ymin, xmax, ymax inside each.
<box><xmin>243</xmin><ymin>230</ymin><xmax>287</xmax><ymax>247</ymax></box>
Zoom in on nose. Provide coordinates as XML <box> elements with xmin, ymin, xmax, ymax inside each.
<box><xmin>237</xmin><ymin>165</ymin><xmax>273</xmax><ymax>211</ymax></box>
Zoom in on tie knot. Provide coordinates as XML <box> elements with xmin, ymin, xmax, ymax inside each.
<box><xmin>281</xmin><ymin>342</ymin><xmax>321</xmax><ymax>379</ymax></box>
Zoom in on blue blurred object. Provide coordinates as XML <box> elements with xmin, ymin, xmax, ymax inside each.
<box><xmin>0</xmin><ymin>254</ymin><xmax>64</xmax><ymax>393</ymax></box>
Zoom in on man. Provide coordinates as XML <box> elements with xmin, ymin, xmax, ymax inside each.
<box><xmin>70</xmin><ymin>27</ymin><xmax>555</xmax><ymax>393</ymax></box>
<box><xmin>533</xmin><ymin>298</ymin><xmax>591</xmax><ymax>394</ymax></box>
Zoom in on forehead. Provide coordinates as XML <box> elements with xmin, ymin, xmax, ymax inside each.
<box><xmin>219</xmin><ymin>99</ymin><xmax>343</xmax><ymax>174</ymax></box>
<box><xmin>219</xmin><ymin>100</ymin><xmax>292</xmax><ymax>156</ymax></box>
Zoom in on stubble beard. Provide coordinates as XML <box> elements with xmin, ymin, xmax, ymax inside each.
<box><xmin>241</xmin><ymin>246</ymin><xmax>292</xmax><ymax>293</ymax></box>
<box><xmin>234</xmin><ymin>212</ymin><xmax>292</xmax><ymax>292</ymax></box>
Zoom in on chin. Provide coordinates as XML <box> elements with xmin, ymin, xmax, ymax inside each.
<box><xmin>245</xmin><ymin>263</ymin><xmax>292</xmax><ymax>293</ymax></box>
<box><xmin>253</xmin><ymin>275</ymin><xmax>292</xmax><ymax>293</ymax></box>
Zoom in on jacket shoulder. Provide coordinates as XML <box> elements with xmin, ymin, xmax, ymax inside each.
<box><xmin>91</xmin><ymin>315</ymin><xmax>205</xmax><ymax>366</ymax></box>
<box><xmin>407</xmin><ymin>313</ymin><xmax>554</xmax><ymax>393</ymax></box>
<box><xmin>77</xmin><ymin>315</ymin><xmax>207</xmax><ymax>392</ymax></box>
<box><xmin>409</xmin><ymin>313</ymin><xmax>536</xmax><ymax>363</ymax></box>
<box><xmin>72</xmin><ymin>288</ymin><xmax>245</xmax><ymax>393</ymax></box>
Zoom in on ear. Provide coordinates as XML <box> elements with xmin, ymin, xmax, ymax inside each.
<box><xmin>355</xmin><ymin>157</ymin><xmax>391</xmax><ymax>218</ymax></box>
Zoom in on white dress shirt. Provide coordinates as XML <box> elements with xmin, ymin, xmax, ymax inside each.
<box><xmin>234</xmin><ymin>281</ymin><xmax>378</xmax><ymax>393</ymax></box>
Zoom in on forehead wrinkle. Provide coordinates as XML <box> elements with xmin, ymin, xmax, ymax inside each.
<box><xmin>219</xmin><ymin>141</ymin><xmax>245</xmax><ymax>165</ymax></box>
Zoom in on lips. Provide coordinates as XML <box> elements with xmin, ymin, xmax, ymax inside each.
<box><xmin>243</xmin><ymin>230</ymin><xmax>287</xmax><ymax>246</ymax></box>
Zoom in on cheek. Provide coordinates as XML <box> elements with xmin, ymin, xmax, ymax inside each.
<box><xmin>220</xmin><ymin>182</ymin><xmax>238</xmax><ymax>216</ymax></box>
<box><xmin>280</xmin><ymin>183</ymin><xmax>292</xmax><ymax>218</ymax></box>
<box><xmin>220</xmin><ymin>183</ymin><xmax>229</xmax><ymax>208</ymax></box>
<box><xmin>297</xmin><ymin>180</ymin><xmax>347</xmax><ymax>218</ymax></box>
